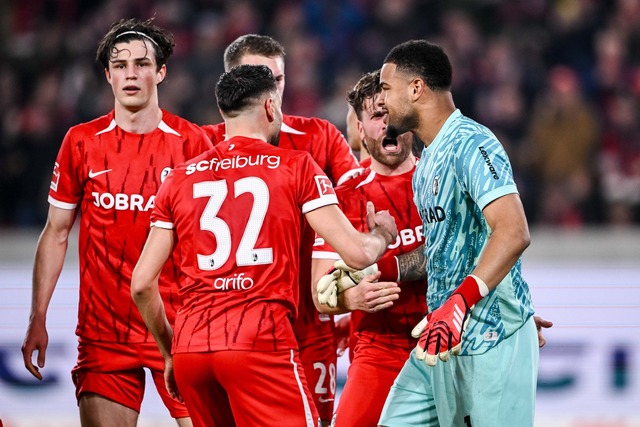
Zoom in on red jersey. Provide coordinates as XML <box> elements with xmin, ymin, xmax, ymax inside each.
<box><xmin>201</xmin><ymin>114</ymin><xmax>361</xmax><ymax>185</ymax></box>
<box><xmin>151</xmin><ymin>136</ymin><xmax>339</xmax><ymax>353</ymax></box>
<box><xmin>202</xmin><ymin>114</ymin><xmax>362</xmax><ymax>343</ymax></box>
<box><xmin>313</xmin><ymin>166</ymin><xmax>427</xmax><ymax>351</ymax></box>
<box><xmin>48</xmin><ymin>110</ymin><xmax>213</xmax><ymax>343</ymax></box>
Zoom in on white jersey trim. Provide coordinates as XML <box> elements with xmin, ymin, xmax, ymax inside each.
<box><xmin>301</xmin><ymin>194</ymin><xmax>338</xmax><ymax>214</ymax></box>
<box><xmin>48</xmin><ymin>196</ymin><xmax>77</xmax><ymax>210</ymax></box>
<box><xmin>281</xmin><ymin>123</ymin><xmax>305</xmax><ymax>135</ymax></box>
<box><xmin>151</xmin><ymin>220</ymin><xmax>174</xmax><ymax>229</ymax></box>
<box><xmin>355</xmin><ymin>169</ymin><xmax>376</xmax><ymax>189</ymax></box>
<box><xmin>311</xmin><ymin>251</ymin><xmax>340</xmax><ymax>260</ymax></box>
<box><xmin>94</xmin><ymin>119</ymin><xmax>181</xmax><ymax>137</ymax></box>
<box><xmin>337</xmin><ymin>167</ymin><xmax>365</xmax><ymax>186</ymax></box>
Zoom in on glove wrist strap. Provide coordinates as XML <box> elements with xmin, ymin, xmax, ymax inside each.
<box><xmin>454</xmin><ymin>275</ymin><xmax>489</xmax><ymax>308</ymax></box>
<box><xmin>377</xmin><ymin>256</ymin><xmax>399</xmax><ymax>282</ymax></box>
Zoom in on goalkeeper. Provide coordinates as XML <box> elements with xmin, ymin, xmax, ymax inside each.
<box><xmin>311</xmin><ymin>70</ymin><xmax>427</xmax><ymax>427</ymax></box>
<box><xmin>377</xmin><ymin>40</ymin><xmax>538</xmax><ymax>427</ymax></box>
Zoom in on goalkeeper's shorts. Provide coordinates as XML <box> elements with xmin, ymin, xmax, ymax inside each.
<box><xmin>379</xmin><ymin>317</ymin><xmax>538</xmax><ymax>427</ymax></box>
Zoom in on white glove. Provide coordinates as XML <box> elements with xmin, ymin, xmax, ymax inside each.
<box><xmin>333</xmin><ymin>260</ymin><xmax>379</xmax><ymax>290</ymax></box>
<box><xmin>317</xmin><ymin>269</ymin><xmax>341</xmax><ymax>308</ymax></box>
<box><xmin>316</xmin><ymin>261</ymin><xmax>379</xmax><ymax>308</ymax></box>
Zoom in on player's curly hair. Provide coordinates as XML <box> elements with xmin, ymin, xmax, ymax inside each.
<box><xmin>216</xmin><ymin>65</ymin><xmax>277</xmax><ymax>116</ymax></box>
<box><xmin>223</xmin><ymin>34</ymin><xmax>285</xmax><ymax>71</ymax></box>
<box><xmin>384</xmin><ymin>40</ymin><xmax>452</xmax><ymax>91</ymax></box>
<box><xmin>95</xmin><ymin>18</ymin><xmax>175</xmax><ymax>72</ymax></box>
<box><xmin>347</xmin><ymin>69</ymin><xmax>382</xmax><ymax>121</ymax></box>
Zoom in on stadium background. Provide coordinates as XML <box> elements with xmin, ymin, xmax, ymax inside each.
<box><xmin>0</xmin><ymin>0</ymin><xmax>639</xmax><ymax>425</ymax></box>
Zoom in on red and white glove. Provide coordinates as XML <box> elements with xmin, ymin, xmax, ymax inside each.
<box><xmin>412</xmin><ymin>275</ymin><xmax>489</xmax><ymax>366</ymax></box>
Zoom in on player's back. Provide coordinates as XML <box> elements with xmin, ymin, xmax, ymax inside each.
<box><xmin>152</xmin><ymin>136</ymin><xmax>338</xmax><ymax>353</ymax></box>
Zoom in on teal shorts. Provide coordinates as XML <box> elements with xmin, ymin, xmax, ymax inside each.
<box><xmin>379</xmin><ymin>316</ymin><xmax>539</xmax><ymax>427</ymax></box>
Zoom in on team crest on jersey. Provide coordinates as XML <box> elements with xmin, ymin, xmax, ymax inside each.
<box><xmin>50</xmin><ymin>162</ymin><xmax>60</xmax><ymax>192</ymax></box>
<box><xmin>432</xmin><ymin>175</ymin><xmax>439</xmax><ymax>196</ymax></box>
<box><xmin>160</xmin><ymin>167</ymin><xmax>172</xmax><ymax>183</ymax></box>
<box><xmin>315</xmin><ymin>176</ymin><xmax>335</xmax><ymax>196</ymax></box>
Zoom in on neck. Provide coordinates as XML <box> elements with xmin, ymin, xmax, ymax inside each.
<box><xmin>370</xmin><ymin>154</ymin><xmax>416</xmax><ymax>176</ymax></box>
<box><xmin>114</xmin><ymin>101</ymin><xmax>162</xmax><ymax>134</ymax></box>
<box><xmin>224</xmin><ymin>116</ymin><xmax>273</xmax><ymax>143</ymax></box>
<box><xmin>413</xmin><ymin>92</ymin><xmax>456</xmax><ymax>147</ymax></box>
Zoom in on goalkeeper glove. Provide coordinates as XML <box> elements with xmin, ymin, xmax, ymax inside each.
<box><xmin>412</xmin><ymin>275</ymin><xmax>489</xmax><ymax>366</ymax></box>
<box><xmin>316</xmin><ymin>260</ymin><xmax>382</xmax><ymax>308</ymax></box>
<box><xmin>334</xmin><ymin>255</ymin><xmax>399</xmax><ymax>284</ymax></box>
<box><xmin>317</xmin><ymin>268</ymin><xmax>341</xmax><ymax>308</ymax></box>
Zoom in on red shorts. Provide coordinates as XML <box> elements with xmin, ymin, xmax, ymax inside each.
<box><xmin>173</xmin><ymin>349</ymin><xmax>319</xmax><ymax>427</ymax></box>
<box><xmin>299</xmin><ymin>335</ymin><xmax>337</xmax><ymax>422</ymax></box>
<box><xmin>333</xmin><ymin>340</ymin><xmax>409</xmax><ymax>427</ymax></box>
<box><xmin>71</xmin><ymin>340</ymin><xmax>188</xmax><ymax>418</ymax></box>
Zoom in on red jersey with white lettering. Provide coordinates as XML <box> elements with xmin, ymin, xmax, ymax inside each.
<box><xmin>48</xmin><ymin>110</ymin><xmax>213</xmax><ymax>343</ymax></box>
<box><xmin>313</xmin><ymin>166</ymin><xmax>427</xmax><ymax>351</ymax></box>
<box><xmin>201</xmin><ymin>114</ymin><xmax>361</xmax><ymax>185</ymax></box>
<box><xmin>151</xmin><ymin>136</ymin><xmax>339</xmax><ymax>353</ymax></box>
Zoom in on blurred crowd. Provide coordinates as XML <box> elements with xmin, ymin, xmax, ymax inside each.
<box><xmin>2</xmin><ymin>0</ymin><xmax>640</xmax><ymax>227</ymax></box>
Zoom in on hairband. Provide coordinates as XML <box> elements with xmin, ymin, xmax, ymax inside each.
<box><xmin>115</xmin><ymin>31</ymin><xmax>159</xmax><ymax>47</ymax></box>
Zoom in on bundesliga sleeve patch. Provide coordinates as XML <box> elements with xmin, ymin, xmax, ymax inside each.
<box><xmin>50</xmin><ymin>162</ymin><xmax>61</xmax><ymax>192</ymax></box>
<box><xmin>314</xmin><ymin>176</ymin><xmax>335</xmax><ymax>197</ymax></box>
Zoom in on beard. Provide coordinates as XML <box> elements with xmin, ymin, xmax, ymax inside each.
<box><xmin>386</xmin><ymin>108</ymin><xmax>419</xmax><ymax>138</ymax></box>
<box><xmin>364</xmin><ymin>134</ymin><xmax>412</xmax><ymax>169</ymax></box>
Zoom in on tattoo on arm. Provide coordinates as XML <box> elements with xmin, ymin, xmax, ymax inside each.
<box><xmin>397</xmin><ymin>244</ymin><xmax>427</xmax><ymax>281</ymax></box>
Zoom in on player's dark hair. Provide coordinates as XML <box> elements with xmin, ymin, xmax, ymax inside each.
<box><xmin>384</xmin><ymin>40</ymin><xmax>452</xmax><ymax>91</ymax></box>
<box><xmin>224</xmin><ymin>34</ymin><xmax>286</xmax><ymax>70</ymax></box>
<box><xmin>347</xmin><ymin>69</ymin><xmax>382</xmax><ymax>121</ymax></box>
<box><xmin>215</xmin><ymin>65</ymin><xmax>277</xmax><ymax>116</ymax></box>
<box><xmin>96</xmin><ymin>18</ymin><xmax>175</xmax><ymax>72</ymax></box>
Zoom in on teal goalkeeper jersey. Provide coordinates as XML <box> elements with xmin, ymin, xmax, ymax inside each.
<box><xmin>413</xmin><ymin>109</ymin><xmax>535</xmax><ymax>355</ymax></box>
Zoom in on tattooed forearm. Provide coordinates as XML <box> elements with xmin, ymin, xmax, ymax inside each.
<box><xmin>397</xmin><ymin>244</ymin><xmax>427</xmax><ymax>281</ymax></box>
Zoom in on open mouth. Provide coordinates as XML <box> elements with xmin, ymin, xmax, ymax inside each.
<box><xmin>382</xmin><ymin>137</ymin><xmax>400</xmax><ymax>153</ymax></box>
<box><xmin>123</xmin><ymin>85</ymin><xmax>140</xmax><ymax>95</ymax></box>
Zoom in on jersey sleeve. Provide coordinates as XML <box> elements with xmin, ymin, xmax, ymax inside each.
<box><xmin>297</xmin><ymin>154</ymin><xmax>339</xmax><ymax>213</ymax></box>
<box><xmin>150</xmin><ymin>171</ymin><xmax>176</xmax><ymax>229</ymax></box>
<box><xmin>321</xmin><ymin>120</ymin><xmax>361</xmax><ymax>185</ymax></box>
<box><xmin>456</xmin><ymin>133</ymin><xmax>518</xmax><ymax>211</ymax></box>
<box><xmin>187</xmin><ymin>126</ymin><xmax>215</xmax><ymax>158</ymax></box>
<box><xmin>48</xmin><ymin>128</ymin><xmax>83</xmax><ymax>210</ymax></box>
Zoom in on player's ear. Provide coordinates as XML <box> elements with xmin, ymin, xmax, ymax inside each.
<box><xmin>156</xmin><ymin>64</ymin><xmax>167</xmax><ymax>85</ymax></box>
<box><xmin>265</xmin><ymin>96</ymin><xmax>276</xmax><ymax>122</ymax></box>
<box><xmin>411</xmin><ymin>78</ymin><xmax>425</xmax><ymax>101</ymax></box>
<box><xmin>104</xmin><ymin>68</ymin><xmax>111</xmax><ymax>83</ymax></box>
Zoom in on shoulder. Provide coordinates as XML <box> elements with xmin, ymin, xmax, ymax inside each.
<box><xmin>67</xmin><ymin>112</ymin><xmax>114</xmax><ymax>138</ymax></box>
<box><xmin>335</xmin><ymin>168</ymin><xmax>372</xmax><ymax>193</ymax></box>
<box><xmin>161</xmin><ymin>110</ymin><xmax>208</xmax><ymax>137</ymax></box>
<box><xmin>200</xmin><ymin>122</ymin><xmax>225</xmax><ymax>144</ymax></box>
<box><xmin>283</xmin><ymin>114</ymin><xmax>340</xmax><ymax>136</ymax></box>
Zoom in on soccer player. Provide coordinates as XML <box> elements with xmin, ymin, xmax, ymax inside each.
<box><xmin>377</xmin><ymin>39</ymin><xmax>538</xmax><ymax>426</ymax></box>
<box><xmin>311</xmin><ymin>69</ymin><xmax>427</xmax><ymax>427</ymax></box>
<box><xmin>201</xmin><ymin>34</ymin><xmax>362</xmax><ymax>424</ymax></box>
<box><xmin>130</xmin><ymin>64</ymin><xmax>397</xmax><ymax>427</ymax></box>
<box><xmin>21</xmin><ymin>18</ymin><xmax>212</xmax><ymax>426</ymax></box>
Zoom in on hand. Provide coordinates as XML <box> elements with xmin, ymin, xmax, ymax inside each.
<box><xmin>317</xmin><ymin>261</ymin><xmax>379</xmax><ymax>308</ymax></box>
<box><xmin>22</xmin><ymin>319</ymin><xmax>48</xmax><ymax>380</ymax></box>
<box><xmin>164</xmin><ymin>357</ymin><xmax>183</xmax><ymax>402</ymax></box>
<box><xmin>412</xmin><ymin>293</ymin><xmax>471</xmax><ymax>366</ymax></box>
<box><xmin>335</xmin><ymin>315</ymin><xmax>351</xmax><ymax>357</ymax></box>
<box><xmin>534</xmin><ymin>315</ymin><xmax>553</xmax><ymax>347</ymax></box>
<box><xmin>365</xmin><ymin>201</ymin><xmax>397</xmax><ymax>244</ymax></box>
<box><xmin>334</xmin><ymin>260</ymin><xmax>379</xmax><ymax>288</ymax></box>
<box><xmin>341</xmin><ymin>272</ymin><xmax>400</xmax><ymax>313</ymax></box>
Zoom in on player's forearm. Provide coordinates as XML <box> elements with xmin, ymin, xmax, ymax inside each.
<box><xmin>132</xmin><ymin>282</ymin><xmax>173</xmax><ymax>358</ymax></box>
<box><xmin>397</xmin><ymin>244</ymin><xmax>427</xmax><ymax>282</ymax></box>
<box><xmin>30</xmin><ymin>222</ymin><xmax>71</xmax><ymax>321</ymax></box>
<box><xmin>472</xmin><ymin>224</ymin><xmax>530</xmax><ymax>290</ymax></box>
